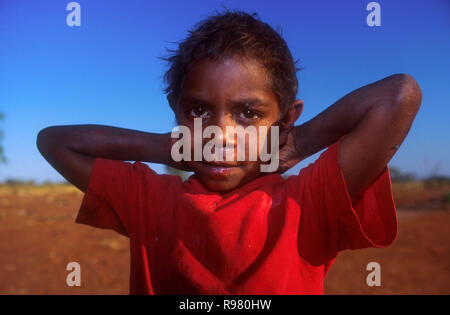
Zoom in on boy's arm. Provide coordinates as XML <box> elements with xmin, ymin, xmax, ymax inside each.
<box><xmin>293</xmin><ymin>73</ymin><xmax>422</xmax><ymax>202</ymax></box>
<box><xmin>36</xmin><ymin>125</ymin><xmax>177</xmax><ymax>192</ymax></box>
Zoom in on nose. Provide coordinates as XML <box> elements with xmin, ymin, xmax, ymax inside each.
<box><xmin>204</xmin><ymin>112</ymin><xmax>237</xmax><ymax>161</ymax></box>
<box><xmin>204</xmin><ymin>112</ymin><xmax>236</xmax><ymax>146</ymax></box>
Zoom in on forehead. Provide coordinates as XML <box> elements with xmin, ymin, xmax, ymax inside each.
<box><xmin>179</xmin><ymin>56</ymin><xmax>277</xmax><ymax>105</ymax></box>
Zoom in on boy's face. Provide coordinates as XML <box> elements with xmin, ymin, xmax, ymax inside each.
<box><xmin>174</xmin><ymin>56</ymin><xmax>283</xmax><ymax>192</ymax></box>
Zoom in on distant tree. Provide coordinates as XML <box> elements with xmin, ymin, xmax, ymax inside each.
<box><xmin>423</xmin><ymin>174</ymin><xmax>450</xmax><ymax>189</ymax></box>
<box><xmin>389</xmin><ymin>166</ymin><xmax>416</xmax><ymax>183</ymax></box>
<box><xmin>0</xmin><ymin>112</ymin><xmax>6</xmax><ymax>163</ymax></box>
<box><xmin>443</xmin><ymin>192</ymin><xmax>450</xmax><ymax>204</ymax></box>
<box><xmin>41</xmin><ymin>179</ymin><xmax>70</xmax><ymax>186</ymax></box>
<box><xmin>3</xmin><ymin>178</ymin><xmax>36</xmax><ymax>186</ymax></box>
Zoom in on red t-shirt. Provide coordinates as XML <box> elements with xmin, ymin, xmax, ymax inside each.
<box><xmin>76</xmin><ymin>139</ymin><xmax>397</xmax><ymax>294</ymax></box>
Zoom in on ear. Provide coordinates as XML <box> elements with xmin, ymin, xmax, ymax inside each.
<box><xmin>280</xmin><ymin>99</ymin><xmax>304</xmax><ymax>130</ymax></box>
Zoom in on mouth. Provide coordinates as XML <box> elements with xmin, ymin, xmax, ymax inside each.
<box><xmin>198</xmin><ymin>161</ymin><xmax>241</xmax><ymax>177</ymax></box>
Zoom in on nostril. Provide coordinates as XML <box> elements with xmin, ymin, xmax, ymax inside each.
<box><xmin>208</xmin><ymin>145</ymin><xmax>236</xmax><ymax>162</ymax></box>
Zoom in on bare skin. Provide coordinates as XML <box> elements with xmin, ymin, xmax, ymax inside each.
<box><xmin>37</xmin><ymin>56</ymin><xmax>421</xmax><ymax>202</ymax></box>
<box><xmin>173</xmin><ymin>57</ymin><xmax>285</xmax><ymax>191</ymax></box>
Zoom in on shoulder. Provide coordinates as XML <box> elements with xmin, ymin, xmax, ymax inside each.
<box><xmin>92</xmin><ymin>157</ymin><xmax>183</xmax><ymax>189</ymax></box>
<box><xmin>286</xmin><ymin>140</ymin><xmax>342</xmax><ymax>193</ymax></box>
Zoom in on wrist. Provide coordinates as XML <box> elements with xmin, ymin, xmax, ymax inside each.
<box><xmin>292</xmin><ymin>126</ymin><xmax>305</xmax><ymax>159</ymax></box>
<box><xmin>164</xmin><ymin>132</ymin><xmax>176</xmax><ymax>166</ymax></box>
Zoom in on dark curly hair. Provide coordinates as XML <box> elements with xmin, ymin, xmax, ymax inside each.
<box><xmin>160</xmin><ymin>8</ymin><xmax>301</xmax><ymax>119</ymax></box>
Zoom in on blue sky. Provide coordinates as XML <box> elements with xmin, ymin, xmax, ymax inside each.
<box><xmin>0</xmin><ymin>0</ymin><xmax>449</xmax><ymax>182</ymax></box>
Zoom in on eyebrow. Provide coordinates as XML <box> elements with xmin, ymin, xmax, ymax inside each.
<box><xmin>179</xmin><ymin>96</ymin><xmax>270</xmax><ymax>107</ymax></box>
<box><xmin>230</xmin><ymin>98</ymin><xmax>270</xmax><ymax>107</ymax></box>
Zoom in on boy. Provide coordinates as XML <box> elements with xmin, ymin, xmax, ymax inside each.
<box><xmin>37</xmin><ymin>10</ymin><xmax>421</xmax><ymax>294</ymax></box>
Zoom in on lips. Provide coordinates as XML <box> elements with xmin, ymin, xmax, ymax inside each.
<box><xmin>199</xmin><ymin>161</ymin><xmax>240</xmax><ymax>176</ymax></box>
<box><xmin>202</xmin><ymin>161</ymin><xmax>239</xmax><ymax>168</ymax></box>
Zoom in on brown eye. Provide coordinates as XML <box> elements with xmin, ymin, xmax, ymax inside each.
<box><xmin>190</xmin><ymin>105</ymin><xmax>208</xmax><ymax>118</ymax></box>
<box><xmin>241</xmin><ymin>109</ymin><xmax>259</xmax><ymax>120</ymax></box>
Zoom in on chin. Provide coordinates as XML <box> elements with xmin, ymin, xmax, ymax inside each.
<box><xmin>201</xmin><ymin>178</ymin><xmax>241</xmax><ymax>192</ymax></box>
<box><xmin>188</xmin><ymin>161</ymin><xmax>261</xmax><ymax>192</ymax></box>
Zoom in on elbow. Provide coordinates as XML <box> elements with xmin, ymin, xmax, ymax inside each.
<box><xmin>391</xmin><ymin>73</ymin><xmax>422</xmax><ymax>114</ymax></box>
<box><xmin>36</xmin><ymin>126</ymin><xmax>58</xmax><ymax>157</ymax></box>
<box><xmin>36</xmin><ymin>128</ymin><xmax>49</xmax><ymax>156</ymax></box>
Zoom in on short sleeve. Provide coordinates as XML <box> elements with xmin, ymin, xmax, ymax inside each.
<box><xmin>75</xmin><ymin>157</ymin><xmax>160</xmax><ymax>237</ymax></box>
<box><xmin>294</xmin><ymin>138</ymin><xmax>398</xmax><ymax>264</ymax></box>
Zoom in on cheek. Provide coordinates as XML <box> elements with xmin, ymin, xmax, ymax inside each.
<box><xmin>173</xmin><ymin>121</ymin><xmax>277</xmax><ymax>163</ymax></box>
<box><xmin>243</xmin><ymin>128</ymin><xmax>271</xmax><ymax>160</ymax></box>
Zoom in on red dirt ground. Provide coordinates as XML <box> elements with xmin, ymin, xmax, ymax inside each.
<box><xmin>0</xmin><ymin>183</ymin><xmax>448</xmax><ymax>294</ymax></box>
